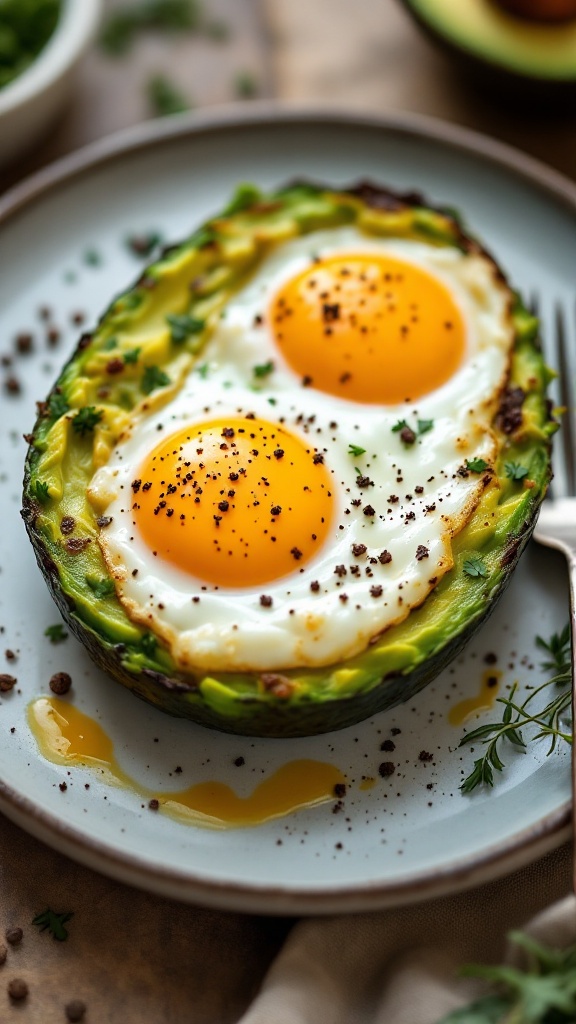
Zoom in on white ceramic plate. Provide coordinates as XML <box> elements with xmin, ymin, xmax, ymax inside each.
<box><xmin>0</xmin><ymin>108</ymin><xmax>574</xmax><ymax>914</ymax></box>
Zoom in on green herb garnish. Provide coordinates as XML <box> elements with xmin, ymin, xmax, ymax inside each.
<box><xmin>348</xmin><ymin>444</ymin><xmax>366</xmax><ymax>457</ymax></box>
<box><xmin>147</xmin><ymin>74</ymin><xmax>190</xmax><ymax>117</ymax></box>
<box><xmin>391</xmin><ymin>419</ymin><xmax>408</xmax><ymax>433</ymax></box>
<box><xmin>140</xmin><ymin>633</ymin><xmax>157</xmax><ymax>657</ymax></box>
<box><xmin>83</xmin><ymin>248</ymin><xmax>102</xmax><ymax>267</ymax></box>
<box><xmin>235</xmin><ymin>71</ymin><xmax>258</xmax><ymax>98</ymax></box>
<box><xmin>86</xmin><ymin>577</ymin><xmax>116</xmax><ymax>599</ymax></box>
<box><xmin>72</xmin><ymin>407</ymin><xmax>103</xmax><ymax>436</ymax></box>
<box><xmin>44</xmin><ymin>624</ymin><xmax>68</xmax><ymax>644</ymax></box>
<box><xmin>47</xmin><ymin>392</ymin><xmax>69</xmax><ymax>419</ymax></box>
<box><xmin>166</xmin><ymin>313</ymin><xmax>205</xmax><ymax>344</ymax></box>
<box><xmin>32</xmin><ymin>908</ymin><xmax>73</xmax><ymax>942</ymax></box>
<box><xmin>223</xmin><ymin>183</ymin><xmax>262</xmax><ymax>215</ymax></box>
<box><xmin>33</xmin><ymin>480</ymin><xmax>50</xmax><ymax>504</ymax></box>
<box><xmin>436</xmin><ymin>930</ymin><xmax>576</xmax><ymax>1023</ymax></box>
<box><xmin>463</xmin><ymin>555</ymin><xmax>489</xmax><ymax>578</ymax></box>
<box><xmin>505</xmin><ymin>461</ymin><xmax>529</xmax><ymax>481</ymax></box>
<box><xmin>460</xmin><ymin>625</ymin><xmax>572</xmax><ymax>794</ymax></box>
<box><xmin>196</xmin><ymin>362</ymin><xmax>209</xmax><ymax>379</ymax></box>
<box><xmin>465</xmin><ymin>457</ymin><xmax>489</xmax><ymax>473</ymax></box>
<box><xmin>0</xmin><ymin>0</ymin><xmax>60</xmax><ymax>91</ymax></box>
<box><xmin>123</xmin><ymin>347</ymin><xmax>141</xmax><ymax>365</ymax></box>
<box><xmin>103</xmin><ymin>337</ymin><xmax>118</xmax><ymax>351</ymax></box>
<box><xmin>126</xmin><ymin>231</ymin><xmax>163</xmax><ymax>258</ymax></box>
<box><xmin>253</xmin><ymin>360</ymin><xmax>274</xmax><ymax>379</ymax></box>
<box><xmin>141</xmin><ymin>366</ymin><xmax>170</xmax><ymax>394</ymax></box>
<box><xmin>100</xmin><ymin>0</ymin><xmax>201</xmax><ymax>55</ymax></box>
<box><xmin>417</xmin><ymin>419</ymin><xmax>434</xmax><ymax>435</ymax></box>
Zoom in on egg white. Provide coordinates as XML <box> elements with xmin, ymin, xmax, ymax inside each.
<box><xmin>88</xmin><ymin>228</ymin><xmax>513</xmax><ymax>673</ymax></box>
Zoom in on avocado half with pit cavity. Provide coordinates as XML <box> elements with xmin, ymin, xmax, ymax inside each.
<box><xmin>22</xmin><ymin>181</ymin><xmax>555</xmax><ymax>738</ymax></box>
<box><xmin>400</xmin><ymin>0</ymin><xmax>576</xmax><ymax>103</ymax></box>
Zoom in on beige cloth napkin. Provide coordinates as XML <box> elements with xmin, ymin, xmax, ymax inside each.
<box><xmin>239</xmin><ymin>843</ymin><xmax>573</xmax><ymax>1024</ymax></box>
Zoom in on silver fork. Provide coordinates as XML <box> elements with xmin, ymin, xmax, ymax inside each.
<box><xmin>532</xmin><ymin>299</ymin><xmax>576</xmax><ymax>889</ymax></box>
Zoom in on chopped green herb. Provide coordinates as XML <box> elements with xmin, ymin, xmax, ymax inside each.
<box><xmin>147</xmin><ymin>74</ymin><xmax>190</xmax><ymax>117</ymax></box>
<box><xmin>235</xmin><ymin>71</ymin><xmax>258</xmax><ymax>98</ymax></box>
<box><xmin>86</xmin><ymin>577</ymin><xmax>116</xmax><ymax>599</ymax></box>
<box><xmin>100</xmin><ymin>0</ymin><xmax>202</xmax><ymax>55</ymax></box>
<box><xmin>0</xmin><ymin>0</ymin><xmax>60</xmax><ymax>91</ymax></box>
<box><xmin>140</xmin><ymin>633</ymin><xmax>157</xmax><ymax>657</ymax></box>
<box><xmin>253</xmin><ymin>360</ymin><xmax>274</xmax><ymax>379</ymax></box>
<box><xmin>33</xmin><ymin>480</ymin><xmax>50</xmax><ymax>504</ymax></box>
<box><xmin>166</xmin><ymin>313</ymin><xmax>205</xmax><ymax>344</ymax></box>
<box><xmin>267</xmin><ymin>397</ymin><xmax>277</xmax><ymax>406</ymax></box>
<box><xmin>417</xmin><ymin>419</ymin><xmax>434</xmax><ymax>435</ymax></box>
<box><xmin>126</xmin><ymin>231</ymin><xmax>163</xmax><ymax>258</ymax></box>
<box><xmin>48</xmin><ymin>392</ymin><xmax>69</xmax><ymax>419</ymax></box>
<box><xmin>460</xmin><ymin>625</ymin><xmax>572</xmax><ymax>794</ymax></box>
<box><xmin>196</xmin><ymin>362</ymin><xmax>209</xmax><ymax>379</ymax></box>
<box><xmin>391</xmin><ymin>419</ymin><xmax>408</xmax><ymax>433</ymax></box>
<box><xmin>348</xmin><ymin>444</ymin><xmax>366</xmax><ymax>457</ymax></box>
<box><xmin>102</xmin><ymin>337</ymin><xmax>118</xmax><ymax>351</ymax></box>
<box><xmin>141</xmin><ymin>365</ymin><xmax>170</xmax><ymax>394</ymax></box>
<box><xmin>32</xmin><ymin>908</ymin><xmax>73</xmax><ymax>942</ymax></box>
<box><xmin>463</xmin><ymin>554</ymin><xmax>489</xmax><ymax>578</ymax></box>
<box><xmin>505</xmin><ymin>461</ymin><xmax>529</xmax><ymax>481</ymax></box>
<box><xmin>72</xmin><ymin>407</ymin><xmax>103</xmax><ymax>436</ymax></box>
<box><xmin>223</xmin><ymin>183</ymin><xmax>262</xmax><ymax>216</ymax></box>
<box><xmin>83</xmin><ymin>248</ymin><xmax>102</xmax><ymax>267</ymax></box>
<box><xmin>465</xmin><ymin>457</ymin><xmax>489</xmax><ymax>473</ymax></box>
<box><xmin>44</xmin><ymin>624</ymin><xmax>68</xmax><ymax>644</ymax></box>
<box><xmin>123</xmin><ymin>347</ymin><xmax>141</xmax><ymax>365</ymax></box>
<box><xmin>437</xmin><ymin>932</ymin><xmax>576</xmax><ymax>1024</ymax></box>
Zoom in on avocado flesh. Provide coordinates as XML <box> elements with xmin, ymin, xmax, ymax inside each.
<box><xmin>403</xmin><ymin>0</ymin><xmax>576</xmax><ymax>79</ymax></box>
<box><xmin>22</xmin><ymin>182</ymin><xmax>555</xmax><ymax>737</ymax></box>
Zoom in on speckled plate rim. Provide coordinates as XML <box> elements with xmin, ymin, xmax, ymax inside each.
<box><xmin>0</xmin><ymin>104</ymin><xmax>573</xmax><ymax>915</ymax></box>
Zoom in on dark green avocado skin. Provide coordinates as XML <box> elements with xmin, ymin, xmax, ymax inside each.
<box><xmin>399</xmin><ymin>0</ymin><xmax>576</xmax><ymax>108</ymax></box>
<box><xmin>22</xmin><ymin>499</ymin><xmax>537</xmax><ymax>737</ymax></box>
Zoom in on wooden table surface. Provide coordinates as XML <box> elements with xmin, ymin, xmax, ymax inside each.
<box><xmin>0</xmin><ymin>1</ymin><xmax>574</xmax><ymax>1020</ymax></box>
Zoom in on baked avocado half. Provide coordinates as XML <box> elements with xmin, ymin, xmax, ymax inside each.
<box><xmin>22</xmin><ymin>181</ymin><xmax>555</xmax><ymax>738</ymax></box>
<box><xmin>400</xmin><ymin>0</ymin><xmax>576</xmax><ymax>101</ymax></box>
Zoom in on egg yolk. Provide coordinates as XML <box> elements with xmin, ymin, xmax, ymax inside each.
<box><xmin>133</xmin><ymin>417</ymin><xmax>335</xmax><ymax>588</ymax></box>
<box><xmin>269</xmin><ymin>253</ymin><xmax>466</xmax><ymax>404</ymax></box>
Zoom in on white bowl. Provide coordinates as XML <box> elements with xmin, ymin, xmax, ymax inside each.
<box><xmin>0</xmin><ymin>0</ymin><xmax>102</xmax><ymax>170</ymax></box>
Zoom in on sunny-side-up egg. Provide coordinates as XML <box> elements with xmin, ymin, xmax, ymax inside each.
<box><xmin>87</xmin><ymin>226</ymin><xmax>513</xmax><ymax>673</ymax></box>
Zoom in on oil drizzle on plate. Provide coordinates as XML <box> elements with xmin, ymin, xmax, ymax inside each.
<box><xmin>28</xmin><ymin>697</ymin><xmax>344</xmax><ymax>829</ymax></box>
<box><xmin>448</xmin><ymin>669</ymin><xmax>502</xmax><ymax>727</ymax></box>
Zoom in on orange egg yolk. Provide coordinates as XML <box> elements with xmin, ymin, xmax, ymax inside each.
<box><xmin>133</xmin><ymin>417</ymin><xmax>335</xmax><ymax>588</ymax></box>
<box><xmin>269</xmin><ymin>253</ymin><xmax>466</xmax><ymax>404</ymax></box>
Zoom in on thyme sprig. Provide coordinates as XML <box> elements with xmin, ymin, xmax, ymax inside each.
<box><xmin>460</xmin><ymin>625</ymin><xmax>572</xmax><ymax>794</ymax></box>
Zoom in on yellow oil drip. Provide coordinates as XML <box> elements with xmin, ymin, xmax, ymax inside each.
<box><xmin>28</xmin><ymin>697</ymin><xmax>344</xmax><ymax>829</ymax></box>
<box><xmin>359</xmin><ymin>777</ymin><xmax>376</xmax><ymax>791</ymax></box>
<box><xmin>448</xmin><ymin>669</ymin><xmax>502</xmax><ymax>727</ymax></box>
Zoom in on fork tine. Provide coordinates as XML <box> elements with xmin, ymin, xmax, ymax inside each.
<box><xmin>555</xmin><ymin>303</ymin><xmax>576</xmax><ymax>497</ymax></box>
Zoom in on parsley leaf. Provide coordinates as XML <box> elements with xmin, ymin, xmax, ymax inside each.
<box><xmin>141</xmin><ymin>366</ymin><xmax>170</xmax><ymax>394</ymax></box>
<box><xmin>33</xmin><ymin>480</ymin><xmax>50</xmax><ymax>504</ymax></box>
<box><xmin>235</xmin><ymin>71</ymin><xmax>259</xmax><ymax>98</ymax></box>
<box><xmin>72</xmin><ymin>407</ymin><xmax>103</xmax><ymax>437</ymax></box>
<box><xmin>253</xmin><ymin>361</ymin><xmax>274</xmax><ymax>379</ymax></box>
<box><xmin>85</xmin><ymin>576</ymin><xmax>116</xmax><ymax>599</ymax></box>
<box><xmin>463</xmin><ymin>555</ymin><xmax>489</xmax><ymax>578</ymax></box>
<box><xmin>348</xmin><ymin>444</ymin><xmax>366</xmax><ymax>457</ymax></box>
<box><xmin>140</xmin><ymin>633</ymin><xmax>157</xmax><ymax>658</ymax></box>
<box><xmin>147</xmin><ymin>74</ymin><xmax>190</xmax><ymax>117</ymax></box>
<box><xmin>223</xmin><ymin>183</ymin><xmax>262</xmax><ymax>216</ymax></box>
<box><xmin>123</xmin><ymin>347</ymin><xmax>141</xmax><ymax>365</ymax></box>
<box><xmin>32</xmin><ymin>908</ymin><xmax>74</xmax><ymax>942</ymax></box>
<box><xmin>417</xmin><ymin>419</ymin><xmax>434</xmax><ymax>435</ymax></box>
<box><xmin>48</xmin><ymin>392</ymin><xmax>69</xmax><ymax>419</ymax></box>
<box><xmin>103</xmin><ymin>337</ymin><xmax>118</xmax><ymax>351</ymax></box>
<box><xmin>392</xmin><ymin>419</ymin><xmax>408</xmax><ymax>433</ymax></box>
<box><xmin>166</xmin><ymin>313</ymin><xmax>205</xmax><ymax>344</ymax></box>
<box><xmin>505</xmin><ymin>461</ymin><xmax>529</xmax><ymax>481</ymax></box>
<box><xmin>437</xmin><ymin>932</ymin><xmax>576</xmax><ymax>1023</ymax></box>
<box><xmin>44</xmin><ymin>624</ymin><xmax>68</xmax><ymax>644</ymax></box>
<box><xmin>196</xmin><ymin>362</ymin><xmax>209</xmax><ymax>379</ymax></box>
<box><xmin>465</xmin><ymin>457</ymin><xmax>489</xmax><ymax>473</ymax></box>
